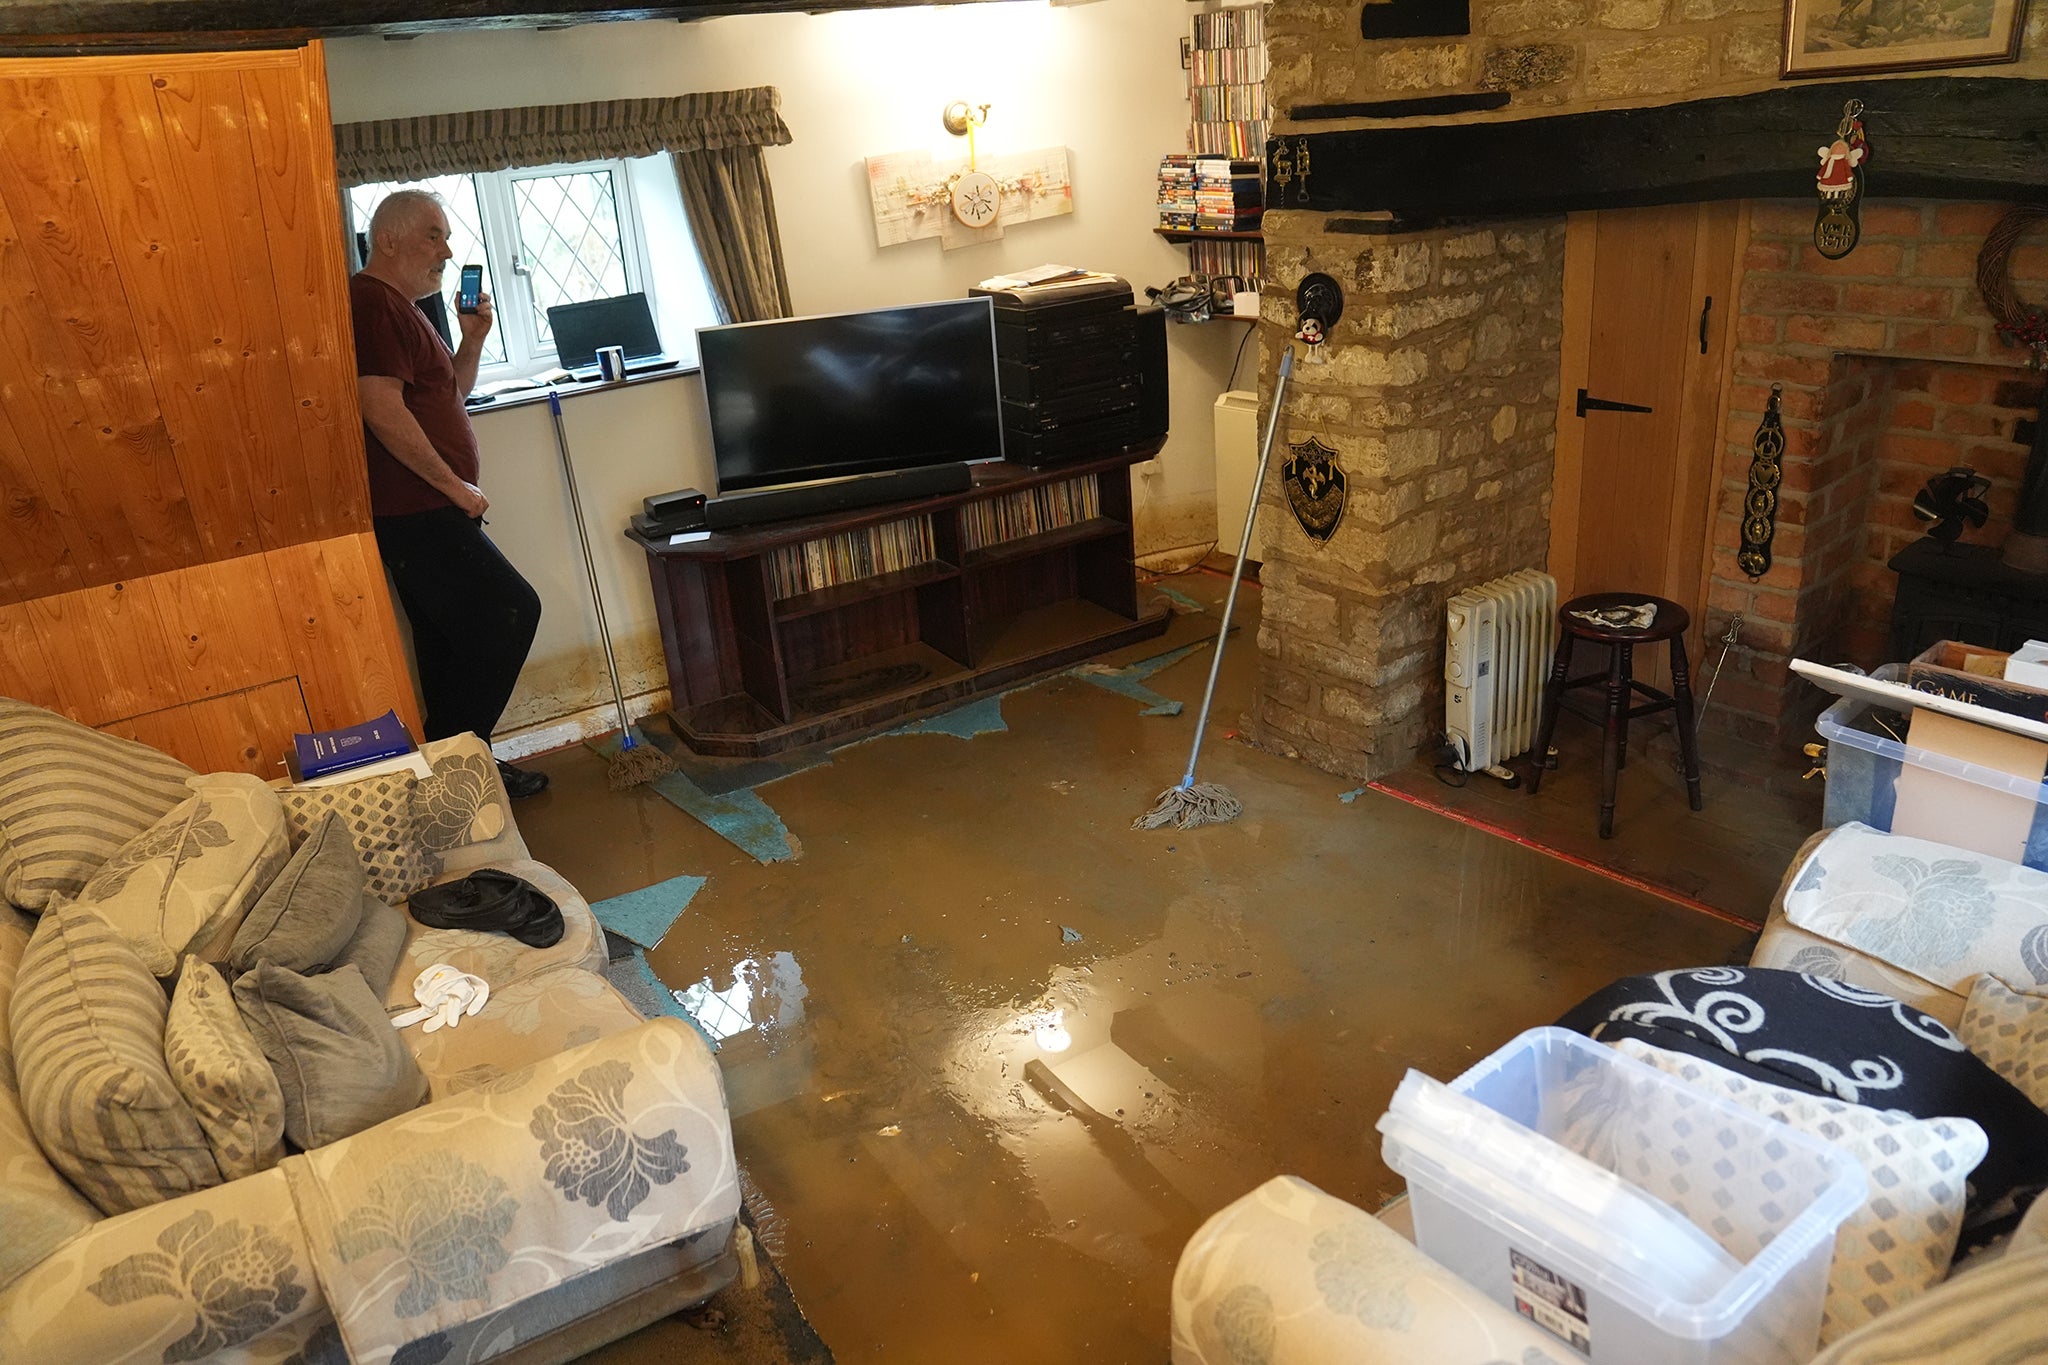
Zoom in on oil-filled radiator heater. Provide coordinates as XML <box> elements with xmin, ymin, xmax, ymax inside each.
<box><xmin>1444</xmin><ymin>570</ymin><xmax>1558</xmax><ymax>784</ymax></box>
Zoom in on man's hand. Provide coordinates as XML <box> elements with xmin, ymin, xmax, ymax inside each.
<box><xmin>458</xmin><ymin>289</ymin><xmax>495</xmax><ymax>348</ymax></box>
<box><xmin>452</xmin><ymin>480</ymin><xmax>489</xmax><ymax>519</ymax></box>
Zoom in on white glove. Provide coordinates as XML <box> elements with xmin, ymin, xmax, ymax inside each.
<box><xmin>390</xmin><ymin>963</ymin><xmax>490</xmax><ymax>1033</ymax></box>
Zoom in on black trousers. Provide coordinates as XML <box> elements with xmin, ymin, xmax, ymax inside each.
<box><xmin>374</xmin><ymin>507</ymin><xmax>542</xmax><ymax>744</ymax></box>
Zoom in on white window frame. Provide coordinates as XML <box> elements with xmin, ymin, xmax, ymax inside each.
<box><xmin>350</xmin><ymin>157</ymin><xmax>666</xmax><ymax>382</ymax></box>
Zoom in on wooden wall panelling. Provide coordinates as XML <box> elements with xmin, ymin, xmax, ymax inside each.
<box><xmin>26</xmin><ymin>577</ymin><xmax>187</xmax><ymax>725</ymax></box>
<box><xmin>145</xmin><ymin>555</ymin><xmax>295</xmax><ymax>701</ymax></box>
<box><xmin>157</xmin><ymin>67</ymin><xmax>328</xmax><ymax>547</ymax></box>
<box><xmin>0</xmin><ymin>399</ymin><xmax>79</xmax><ymax>604</ymax></box>
<box><xmin>0</xmin><ymin>75</ymin><xmax>200</xmax><ymax>586</ymax></box>
<box><xmin>67</xmin><ymin>70</ymin><xmax>272</xmax><ymax>561</ymax></box>
<box><xmin>100</xmin><ymin>676</ymin><xmax>310</xmax><ymax>778</ymax></box>
<box><xmin>0</xmin><ymin>151</ymin><xmax>137</xmax><ymax>598</ymax></box>
<box><xmin>0</xmin><ymin>600</ymin><xmax>61</xmax><ymax>709</ymax></box>
<box><xmin>241</xmin><ymin>44</ymin><xmax>371</xmax><ymax>537</ymax></box>
<box><xmin>265</xmin><ymin>533</ymin><xmax>422</xmax><ymax>736</ymax></box>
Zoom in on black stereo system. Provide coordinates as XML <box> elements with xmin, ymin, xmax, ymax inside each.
<box><xmin>973</xmin><ymin>275</ymin><xmax>1169</xmax><ymax>469</ymax></box>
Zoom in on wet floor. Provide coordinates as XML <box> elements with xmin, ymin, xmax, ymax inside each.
<box><xmin>517</xmin><ymin>574</ymin><xmax>1755</xmax><ymax>1364</ymax></box>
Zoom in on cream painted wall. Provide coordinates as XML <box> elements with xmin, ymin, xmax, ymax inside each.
<box><xmin>324</xmin><ymin>1</ymin><xmax>1247</xmax><ymax>741</ymax></box>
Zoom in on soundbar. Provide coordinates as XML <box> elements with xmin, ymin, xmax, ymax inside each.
<box><xmin>704</xmin><ymin>462</ymin><xmax>975</xmax><ymax>531</ymax></box>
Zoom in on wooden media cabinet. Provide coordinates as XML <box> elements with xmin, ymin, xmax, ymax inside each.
<box><xmin>630</xmin><ymin>445</ymin><xmax>1170</xmax><ymax>756</ymax></box>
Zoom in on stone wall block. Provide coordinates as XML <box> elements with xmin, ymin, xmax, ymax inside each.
<box><xmin>1374</xmin><ymin>292</ymin><xmax>1488</xmax><ymax>339</ymax></box>
<box><xmin>1386</xmin><ymin>427</ymin><xmax>1443</xmax><ymax>480</ymax></box>
<box><xmin>1427</xmin><ymin>467</ymin><xmax>1472</xmax><ymax>500</ymax></box>
<box><xmin>1481</xmin><ymin>42</ymin><xmax>1576</xmax><ymax>90</ymax></box>
<box><xmin>1581</xmin><ymin>35</ymin><xmax>1711</xmax><ymax>99</ymax></box>
<box><xmin>1375</xmin><ymin>43</ymin><xmax>1477</xmax><ymax>90</ymax></box>
<box><xmin>1594</xmin><ymin>0</ymin><xmax>1666</xmax><ymax>28</ymax></box>
<box><xmin>1480</xmin><ymin>0</ymin><xmax>1591</xmax><ymax>35</ymax></box>
<box><xmin>1472</xmin><ymin>314</ymin><xmax>1517</xmax><ymax>364</ymax></box>
<box><xmin>1442</xmin><ymin>230</ymin><xmax>1498</xmax><ymax>260</ymax></box>
<box><xmin>1323</xmin><ymin>344</ymin><xmax>1433</xmax><ymax>389</ymax></box>
<box><xmin>1719</xmin><ymin>21</ymin><xmax>1782</xmax><ymax>76</ymax></box>
<box><xmin>1351</xmin><ymin>241</ymin><xmax>1434</xmax><ymax>295</ymax></box>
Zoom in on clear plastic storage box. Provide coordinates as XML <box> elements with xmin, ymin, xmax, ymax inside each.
<box><xmin>1816</xmin><ymin>662</ymin><xmax>2048</xmax><ymax>869</ymax></box>
<box><xmin>1379</xmin><ymin>1028</ymin><xmax>1865</xmax><ymax>1365</ymax></box>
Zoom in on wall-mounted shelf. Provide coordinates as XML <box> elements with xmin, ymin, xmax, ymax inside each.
<box><xmin>1154</xmin><ymin>227</ymin><xmax>1264</xmax><ymax>243</ymax></box>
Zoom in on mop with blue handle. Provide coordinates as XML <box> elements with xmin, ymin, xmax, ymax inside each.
<box><xmin>1135</xmin><ymin>346</ymin><xmax>1294</xmax><ymax>830</ymax></box>
<box><xmin>546</xmin><ymin>390</ymin><xmax>675</xmax><ymax>789</ymax></box>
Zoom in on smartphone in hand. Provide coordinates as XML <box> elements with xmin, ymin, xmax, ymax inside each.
<box><xmin>458</xmin><ymin>264</ymin><xmax>483</xmax><ymax>314</ymax></box>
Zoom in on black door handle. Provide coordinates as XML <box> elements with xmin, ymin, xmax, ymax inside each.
<box><xmin>1699</xmin><ymin>295</ymin><xmax>1713</xmax><ymax>354</ymax></box>
<box><xmin>1576</xmin><ymin>388</ymin><xmax>1654</xmax><ymax>418</ymax></box>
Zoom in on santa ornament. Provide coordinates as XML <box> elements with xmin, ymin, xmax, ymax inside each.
<box><xmin>1814</xmin><ymin>99</ymin><xmax>1868</xmax><ymax>261</ymax></box>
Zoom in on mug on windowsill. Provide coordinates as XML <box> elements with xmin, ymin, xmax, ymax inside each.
<box><xmin>596</xmin><ymin>345</ymin><xmax>627</xmax><ymax>383</ymax></box>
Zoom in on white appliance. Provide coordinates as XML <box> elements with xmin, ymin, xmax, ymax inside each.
<box><xmin>1445</xmin><ymin>570</ymin><xmax>1558</xmax><ymax>781</ymax></box>
<box><xmin>1213</xmin><ymin>389</ymin><xmax>1264</xmax><ymax>562</ymax></box>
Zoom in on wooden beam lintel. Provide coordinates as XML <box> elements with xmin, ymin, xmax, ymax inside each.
<box><xmin>1276</xmin><ymin>77</ymin><xmax>2048</xmax><ymax>226</ymax></box>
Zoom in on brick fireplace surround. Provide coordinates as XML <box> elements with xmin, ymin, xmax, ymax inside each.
<box><xmin>1248</xmin><ymin>2</ymin><xmax>2048</xmax><ymax>782</ymax></box>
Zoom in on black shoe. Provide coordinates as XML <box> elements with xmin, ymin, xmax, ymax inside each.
<box><xmin>496</xmin><ymin>760</ymin><xmax>550</xmax><ymax>799</ymax></box>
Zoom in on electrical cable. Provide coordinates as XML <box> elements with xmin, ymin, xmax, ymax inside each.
<box><xmin>1226</xmin><ymin>317</ymin><xmax>1256</xmax><ymax>390</ymax></box>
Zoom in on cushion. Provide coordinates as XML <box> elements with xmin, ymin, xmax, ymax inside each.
<box><xmin>69</xmin><ymin>772</ymin><xmax>291</xmax><ymax>979</ymax></box>
<box><xmin>166</xmin><ymin>957</ymin><xmax>287</xmax><ymax>1179</ymax></box>
<box><xmin>226</xmin><ymin>812</ymin><xmax>365</xmax><ymax>976</ymax></box>
<box><xmin>1782</xmin><ymin>822</ymin><xmax>2048</xmax><ymax>997</ymax></box>
<box><xmin>1171</xmin><ymin>1175</ymin><xmax>1579</xmax><ymax>1365</ymax></box>
<box><xmin>413</xmin><ymin>735</ymin><xmax>508</xmax><ymax>852</ymax></box>
<box><xmin>278</xmin><ymin>771</ymin><xmax>437</xmax><ymax>906</ymax></box>
<box><xmin>1959</xmin><ymin>975</ymin><xmax>2048</xmax><ymax>1113</ymax></box>
<box><xmin>1559</xmin><ymin>966</ymin><xmax>2048</xmax><ymax>1247</ymax></box>
<box><xmin>233</xmin><ymin>961</ymin><xmax>426</xmax><ymax>1149</ymax></box>
<box><xmin>1809</xmin><ymin>1240</ymin><xmax>2048</xmax><ymax>1364</ymax></box>
<box><xmin>0</xmin><ymin>699</ymin><xmax>196</xmax><ymax>914</ymax></box>
<box><xmin>9</xmin><ymin>901</ymin><xmax>221</xmax><ymax>1213</ymax></box>
<box><xmin>0</xmin><ymin>906</ymin><xmax>99</xmax><ymax>1292</ymax></box>
<box><xmin>1613</xmin><ymin>1039</ymin><xmax>1987</xmax><ymax>1344</ymax></box>
<box><xmin>335</xmin><ymin>894</ymin><xmax>409</xmax><ymax>998</ymax></box>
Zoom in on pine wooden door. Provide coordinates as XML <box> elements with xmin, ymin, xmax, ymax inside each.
<box><xmin>1549</xmin><ymin>202</ymin><xmax>1746</xmax><ymax>685</ymax></box>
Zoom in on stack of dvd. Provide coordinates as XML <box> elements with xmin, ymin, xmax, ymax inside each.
<box><xmin>1158</xmin><ymin>154</ymin><xmax>1197</xmax><ymax>230</ymax></box>
<box><xmin>1194</xmin><ymin>157</ymin><xmax>1263</xmax><ymax>232</ymax></box>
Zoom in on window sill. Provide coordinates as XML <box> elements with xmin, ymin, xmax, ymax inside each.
<box><xmin>463</xmin><ymin>363</ymin><xmax>698</xmax><ymax>415</ymax></box>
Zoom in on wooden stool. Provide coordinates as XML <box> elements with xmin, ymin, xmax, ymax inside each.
<box><xmin>1527</xmin><ymin>591</ymin><xmax>1703</xmax><ymax>839</ymax></box>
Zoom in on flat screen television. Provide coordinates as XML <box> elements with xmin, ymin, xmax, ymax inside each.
<box><xmin>697</xmin><ymin>298</ymin><xmax>1004</xmax><ymax>494</ymax></box>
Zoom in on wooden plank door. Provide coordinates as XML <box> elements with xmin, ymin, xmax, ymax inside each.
<box><xmin>1549</xmin><ymin>202</ymin><xmax>1745</xmax><ymax>688</ymax></box>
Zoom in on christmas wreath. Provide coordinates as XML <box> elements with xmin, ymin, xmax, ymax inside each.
<box><xmin>1977</xmin><ymin>205</ymin><xmax>2048</xmax><ymax>365</ymax></box>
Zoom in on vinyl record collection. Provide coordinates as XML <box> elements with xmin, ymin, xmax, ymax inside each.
<box><xmin>962</xmin><ymin>474</ymin><xmax>1101</xmax><ymax>553</ymax></box>
<box><xmin>766</xmin><ymin>514</ymin><xmax>936</xmax><ymax>600</ymax></box>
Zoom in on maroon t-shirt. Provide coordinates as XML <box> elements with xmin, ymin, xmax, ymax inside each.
<box><xmin>350</xmin><ymin>273</ymin><xmax>482</xmax><ymax>517</ymax></box>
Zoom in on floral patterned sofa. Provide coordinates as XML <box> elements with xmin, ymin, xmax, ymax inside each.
<box><xmin>1171</xmin><ymin>821</ymin><xmax>2048</xmax><ymax>1365</ymax></box>
<box><xmin>0</xmin><ymin>701</ymin><xmax>739</xmax><ymax>1365</ymax></box>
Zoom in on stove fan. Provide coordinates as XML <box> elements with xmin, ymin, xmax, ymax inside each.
<box><xmin>1912</xmin><ymin>466</ymin><xmax>1990</xmax><ymax>546</ymax></box>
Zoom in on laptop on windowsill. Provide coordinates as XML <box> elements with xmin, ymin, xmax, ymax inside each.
<box><xmin>545</xmin><ymin>292</ymin><xmax>681</xmax><ymax>381</ymax></box>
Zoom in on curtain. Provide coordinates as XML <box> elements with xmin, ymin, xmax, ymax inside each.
<box><xmin>335</xmin><ymin>88</ymin><xmax>795</xmax><ymax>322</ymax></box>
<box><xmin>331</xmin><ymin>88</ymin><xmax>790</xmax><ymax>185</ymax></box>
<box><xmin>671</xmin><ymin>146</ymin><xmax>793</xmax><ymax>324</ymax></box>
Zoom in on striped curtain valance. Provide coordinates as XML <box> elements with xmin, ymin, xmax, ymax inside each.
<box><xmin>333</xmin><ymin>87</ymin><xmax>791</xmax><ymax>186</ymax></box>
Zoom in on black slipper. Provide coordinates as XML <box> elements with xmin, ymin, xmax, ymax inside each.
<box><xmin>497</xmin><ymin>760</ymin><xmax>550</xmax><ymax>799</ymax></box>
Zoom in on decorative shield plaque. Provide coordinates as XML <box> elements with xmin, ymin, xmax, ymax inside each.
<box><xmin>1282</xmin><ymin>437</ymin><xmax>1345</xmax><ymax>543</ymax></box>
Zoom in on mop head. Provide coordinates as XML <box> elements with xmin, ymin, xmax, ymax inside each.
<box><xmin>607</xmin><ymin>733</ymin><xmax>675</xmax><ymax>791</ymax></box>
<box><xmin>1133</xmin><ymin>781</ymin><xmax>1242</xmax><ymax>830</ymax></box>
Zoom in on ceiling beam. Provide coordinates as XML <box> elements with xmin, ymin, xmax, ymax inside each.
<box><xmin>0</xmin><ymin>0</ymin><xmax>1024</xmax><ymax>53</ymax></box>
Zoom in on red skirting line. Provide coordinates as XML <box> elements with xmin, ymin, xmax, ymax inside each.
<box><xmin>1364</xmin><ymin>780</ymin><xmax>1763</xmax><ymax>933</ymax></box>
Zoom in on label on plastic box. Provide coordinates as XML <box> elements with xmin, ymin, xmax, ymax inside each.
<box><xmin>1511</xmin><ymin>1248</ymin><xmax>1591</xmax><ymax>1353</ymax></box>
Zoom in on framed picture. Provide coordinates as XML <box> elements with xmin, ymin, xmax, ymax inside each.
<box><xmin>1782</xmin><ymin>0</ymin><xmax>2031</xmax><ymax>77</ymax></box>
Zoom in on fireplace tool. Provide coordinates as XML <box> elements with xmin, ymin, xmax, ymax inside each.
<box><xmin>546</xmin><ymin>390</ymin><xmax>675</xmax><ymax>790</ymax></box>
<box><xmin>1135</xmin><ymin>346</ymin><xmax>1295</xmax><ymax>830</ymax></box>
